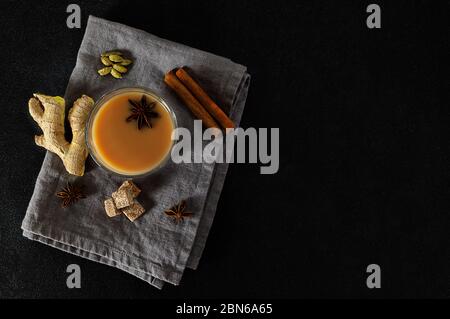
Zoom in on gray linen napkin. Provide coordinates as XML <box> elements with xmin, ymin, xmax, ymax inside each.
<box><xmin>21</xmin><ymin>16</ymin><xmax>250</xmax><ymax>289</ymax></box>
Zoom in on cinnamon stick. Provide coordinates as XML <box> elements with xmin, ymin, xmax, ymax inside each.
<box><xmin>176</xmin><ymin>67</ymin><xmax>235</xmax><ymax>129</ymax></box>
<box><xmin>164</xmin><ymin>70</ymin><xmax>220</xmax><ymax>129</ymax></box>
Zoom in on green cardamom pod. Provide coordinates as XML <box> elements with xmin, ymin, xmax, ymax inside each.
<box><xmin>120</xmin><ymin>59</ymin><xmax>133</xmax><ymax>66</ymax></box>
<box><xmin>111</xmin><ymin>69</ymin><xmax>123</xmax><ymax>79</ymax></box>
<box><xmin>109</xmin><ymin>55</ymin><xmax>123</xmax><ymax>63</ymax></box>
<box><xmin>98</xmin><ymin>67</ymin><xmax>112</xmax><ymax>76</ymax></box>
<box><xmin>101</xmin><ymin>56</ymin><xmax>113</xmax><ymax>66</ymax></box>
<box><xmin>101</xmin><ymin>51</ymin><xmax>123</xmax><ymax>57</ymax></box>
<box><xmin>113</xmin><ymin>64</ymin><xmax>128</xmax><ymax>73</ymax></box>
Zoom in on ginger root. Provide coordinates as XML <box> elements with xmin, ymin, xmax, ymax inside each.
<box><xmin>29</xmin><ymin>94</ymin><xmax>94</xmax><ymax>176</ymax></box>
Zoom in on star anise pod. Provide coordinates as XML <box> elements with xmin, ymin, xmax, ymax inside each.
<box><xmin>164</xmin><ymin>200</ymin><xmax>192</xmax><ymax>223</ymax></box>
<box><xmin>56</xmin><ymin>183</ymin><xmax>86</xmax><ymax>208</ymax></box>
<box><xmin>126</xmin><ymin>95</ymin><xmax>159</xmax><ymax>130</ymax></box>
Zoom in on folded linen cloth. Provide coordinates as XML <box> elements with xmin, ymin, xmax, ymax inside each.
<box><xmin>21</xmin><ymin>16</ymin><xmax>250</xmax><ymax>289</ymax></box>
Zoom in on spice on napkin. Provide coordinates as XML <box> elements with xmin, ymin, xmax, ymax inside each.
<box><xmin>21</xmin><ymin>16</ymin><xmax>250</xmax><ymax>289</ymax></box>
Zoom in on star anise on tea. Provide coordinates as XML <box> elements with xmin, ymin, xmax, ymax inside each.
<box><xmin>126</xmin><ymin>95</ymin><xmax>159</xmax><ymax>130</ymax></box>
<box><xmin>164</xmin><ymin>200</ymin><xmax>192</xmax><ymax>223</ymax></box>
<box><xmin>56</xmin><ymin>183</ymin><xmax>86</xmax><ymax>208</ymax></box>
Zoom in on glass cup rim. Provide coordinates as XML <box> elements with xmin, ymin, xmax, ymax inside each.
<box><xmin>85</xmin><ymin>86</ymin><xmax>177</xmax><ymax>178</ymax></box>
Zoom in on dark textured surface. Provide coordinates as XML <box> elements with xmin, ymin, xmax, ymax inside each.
<box><xmin>0</xmin><ymin>0</ymin><xmax>448</xmax><ymax>298</ymax></box>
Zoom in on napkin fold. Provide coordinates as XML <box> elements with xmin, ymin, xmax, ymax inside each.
<box><xmin>21</xmin><ymin>16</ymin><xmax>250</xmax><ymax>288</ymax></box>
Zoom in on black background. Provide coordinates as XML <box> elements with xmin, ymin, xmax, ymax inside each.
<box><xmin>0</xmin><ymin>0</ymin><xmax>448</xmax><ymax>298</ymax></box>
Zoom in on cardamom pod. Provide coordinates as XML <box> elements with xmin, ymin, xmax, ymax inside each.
<box><xmin>109</xmin><ymin>55</ymin><xmax>123</xmax><ymax>63</ymax></box>
<box><xmin>101</xmin><ymin>56</ymin><xmax>113</xmax><ymax>66</ymax></box>
<box><xmin>113</xmin><ymin>64</ymin><xmax>128</xmax><ymax>73</ymax></box>
<box><xmin>101</xmin><ymin>51</ymin><xmax>123</xmax><ymax>57</ymax></box>
<box><xmin>111</xmin><ymin>69</ymin><xmax>123</xmax><ymax>79</ymax></box>
<box><xmin>98</xmin><ymin>67</ymin><xmax>112</xmax><ymax>76</ymax></box>
<box><xmin>120</xmin><ymin>59</ymin><xmax>133</xmax><ymax>66</ymax></box>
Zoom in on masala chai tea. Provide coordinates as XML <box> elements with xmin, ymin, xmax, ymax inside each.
<box><xmin>87</xmin><ymin>88</ymin><xmax>176</xmax><ymax>176</ymax></box>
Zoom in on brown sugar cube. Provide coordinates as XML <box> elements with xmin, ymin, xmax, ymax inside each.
<box><xmin>122</xmin><ymin>201</ymin><xmax>145</xmax><ymax>222</ymax></box>
<box><xmin>104</xmin><ymin>198</ymin><xmax>121</xmax><ymax>217</ymax></box>
<box><xmin>119</xmin><ymin>180</ymin><xmax>141</xmax><ymax>198</ymax></box>
<box><xmin>112</xmin><ymin>188</ymin><xmax>134</xmax><ymax>209</ymax></box>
